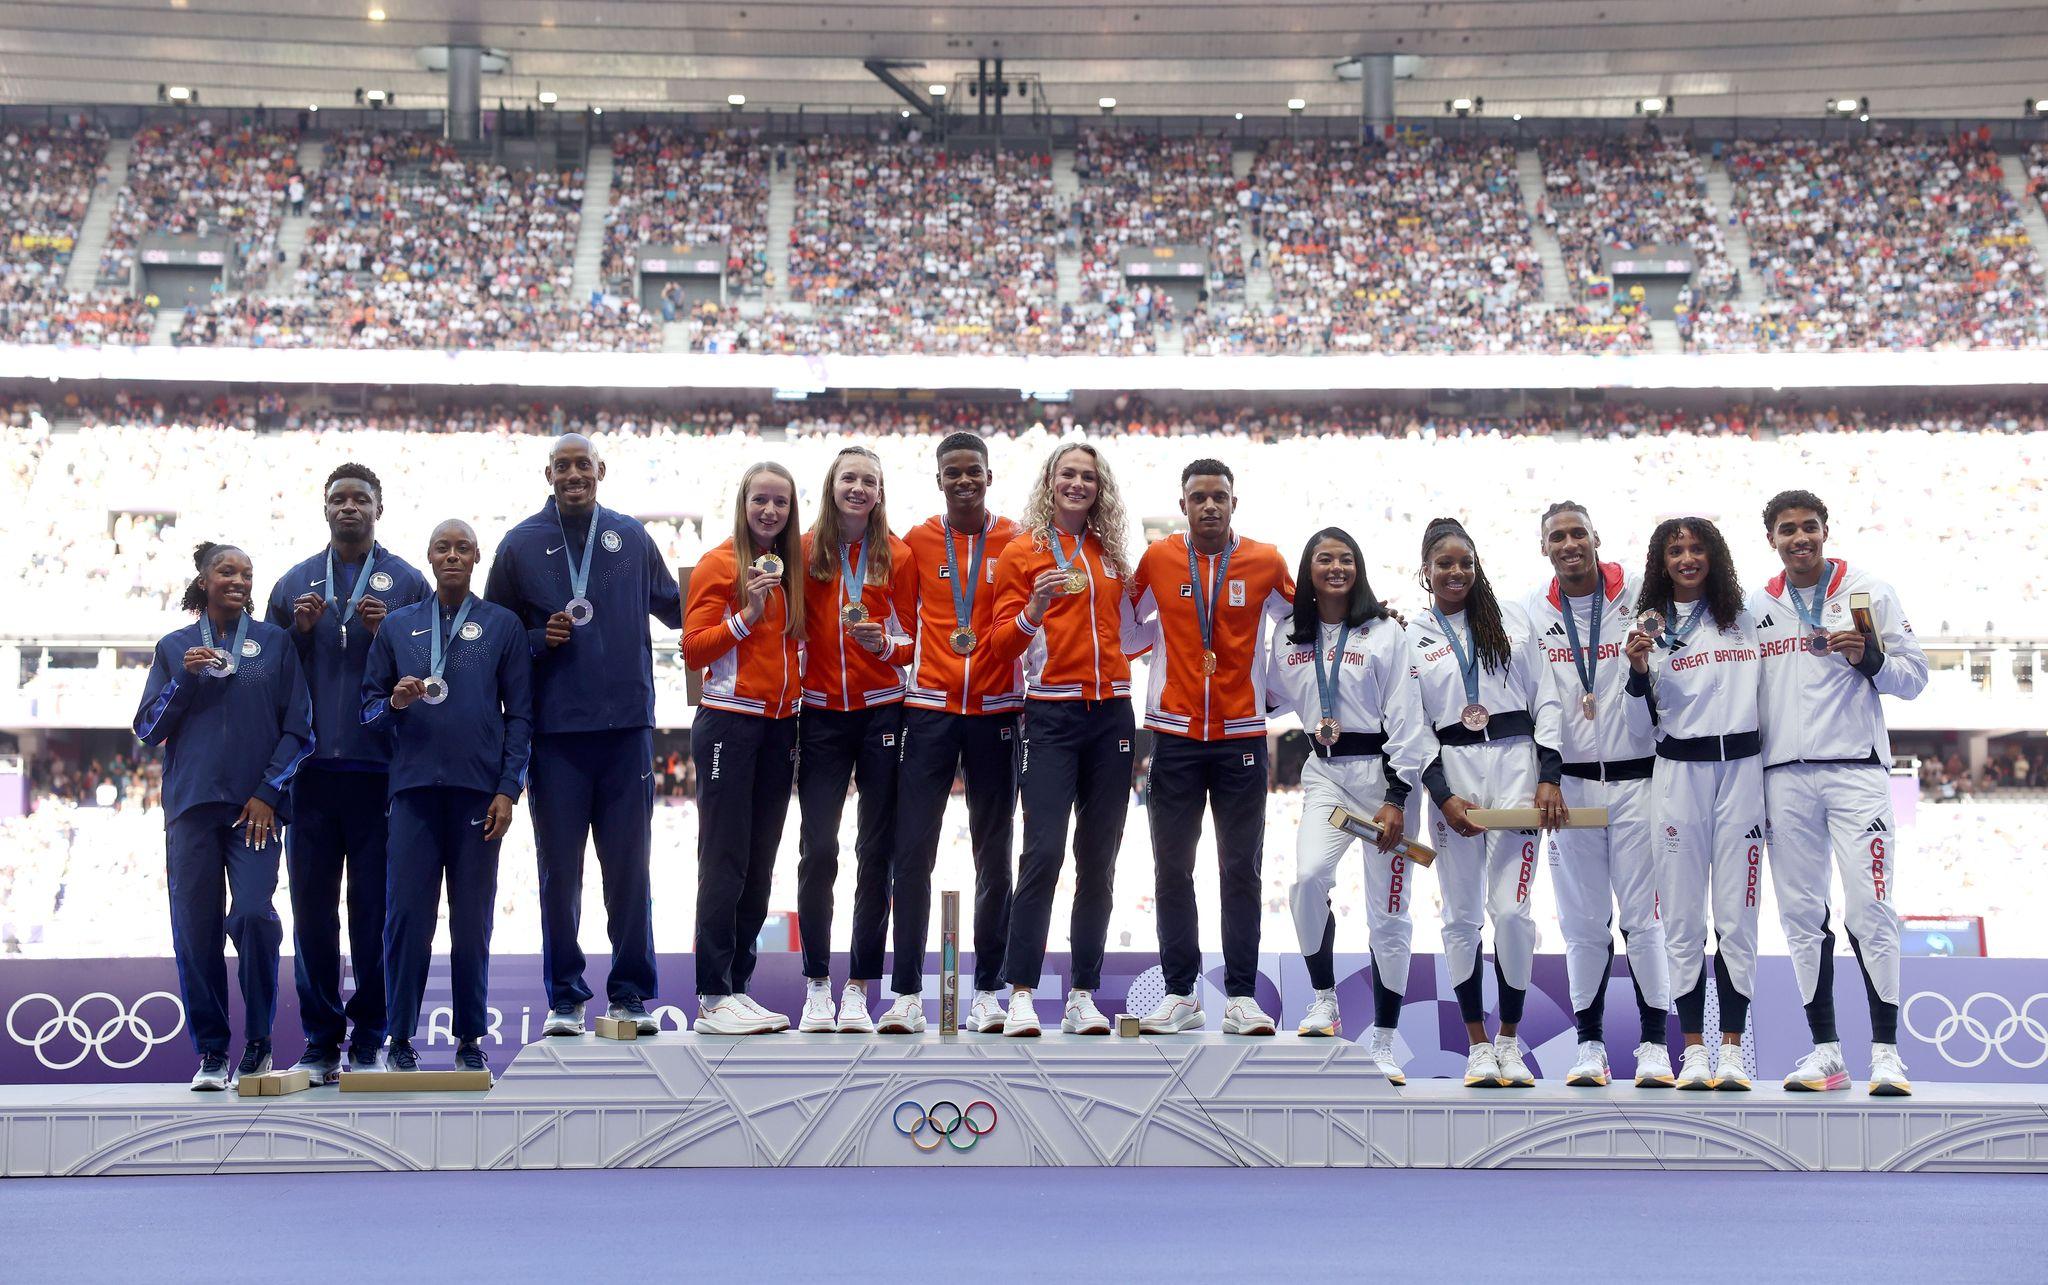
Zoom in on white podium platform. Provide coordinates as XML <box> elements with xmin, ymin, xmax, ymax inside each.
<box><xmin>4</xmin><ymin>1032</ymin><xmax>2045</xmax><ymax>1176</ymax></box>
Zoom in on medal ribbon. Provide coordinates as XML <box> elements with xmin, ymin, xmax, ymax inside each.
<box><xmin>1312</xmin><ymin>621</ymin><xmax>1353</xmax><ymax>729</ymax></box>
<box><xmin>943</xmin><ymin>519</ymin><xmax>988</xmax><ymax>635</ymax></box>
<box><xmin>1186</xmin><ymin>536</ymin><xmax>1236</xmax><ymax>666</ymax></box>
<box><xmin>1048</xmin><ymin>527</ymin><xmax>1083</xmax><ymax>581</ymax></box>
<box><xmin>556</xmin><ymin>505</ymin><xmax>599</xmax><ymax>602</ymax></box>
<box><xmin>1429</xmin><ymin>607</ymin><xmax>1482</xmax><ymax>709</ymax></box>
<box><xmin>1785</xmin><ymin>578</ymin><xmax>1827</xmax><ymax>637</ymax></box>
<box><xmin>429</xmin><ymin>595</ymin><xmax>475</xmax><ymax>683</ymax></box>
<box><xmin>325</xmin><ymin>545</ymin><xmax>378</xmax><ymax>633</ymax></box>
<box><xmin>1560</xmin><ymin>589</ymin><xmax>1602</xmax><ymax>697</ymax></box>
<box><xmin>1667</xmin><ymin>598</ymin><xmax>1708</xmax><ymax>647</ymax></box>
<box><xmin>200</xmin><ymin>610</ymin><xmax>250</xmax><ymax>672</ymax></box>
<box><xmin>839</xmin><ymin>534</ymin><xmax>872</xmax><ymax>612</ymax></box>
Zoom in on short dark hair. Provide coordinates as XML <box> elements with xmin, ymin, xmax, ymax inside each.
<box><xmin>1181</xmin><ymin>458</ymin><xmax>1233</xmax><ymax>486</ymax></box>
<box><xmin>325</xmin><ymin>462</ymin><xmax>382</xmax><ymax>497</ymax></box>
<box><xmin>1540</xmin><ymin>499</ymin><xmax>1592</xmax><ymax>533</ymax></box>
<box><xmin>935</xmin><ymin>432</ymin><xmax>987</xmax><ymax>463</ymax></box>
<box><xmin>1762</xmin><ymin>489</ymin><xmax>1828</xmax><ymax>531</ymax></box>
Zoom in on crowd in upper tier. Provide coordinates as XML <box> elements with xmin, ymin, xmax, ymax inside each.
<box><xmin>8</xmin><ymin>120</ymin><xmax>2048</xmax><ymax>354</ymax></box>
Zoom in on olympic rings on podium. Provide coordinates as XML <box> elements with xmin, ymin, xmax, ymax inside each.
<box><xmin>892</xmin><ymin>1098</ymin><xmax>1000</xmax><ymax>1152</ymax></box>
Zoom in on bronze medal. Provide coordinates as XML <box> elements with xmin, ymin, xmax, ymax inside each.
<box><xmin>1461</xmin><ymin>703</ymin><xmax>1490</xmax><ymax>732</ymax></box>
<box><xmin>1580</xmin><ymin>691</ymin><xmax>1597</xmax><ymax>720</ymax></box>
<box><xmin>1315</xmin><ymin>716</ymin><xmax>1341</xmax><ymax>746</ymax></box>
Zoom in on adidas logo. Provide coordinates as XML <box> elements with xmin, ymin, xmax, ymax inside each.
<box><xmin>1744</xmin><ymin>825</ymin><xmax>1763</xmax><ymax>840</ymax></box>
<box><xmin>1419</xmin><ymin>636</ymin><xmax>1438</xmax><ymax>647</ymax></box>
<box><xmin>1546</xmin><ymin>623</ymin><xmax>1565</xmax><ymax>636</ymax></box>
<box><xmin>1866</xmin><ymin>818</ymin><xmax>1889</xmax><ymax>834</ymax></box>
<box><xmin>1757</xmin><ymin>614</ymin><xmax>1776</xmax><ymax>629</ymax></box>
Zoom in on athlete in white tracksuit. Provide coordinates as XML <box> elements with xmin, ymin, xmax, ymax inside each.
<box><xmin>1272</xmin><ymin>596</ymin><xmax>1436</xmax><ymax>1050</ymax></box>
<box><xmin>1625</xmin><ymin>522</ymin><xmax>1764</xmax><ymax>1091</ymax></box>
<box><xmin>1752</xmin><ymin>491</ymin><xmax>1928</xmax><ymax>1096</ymax></box>
<box><xmin>1523</xmin><ymin>551</ymin><xmax>1674</xmax><ymax>1088</ymax></box>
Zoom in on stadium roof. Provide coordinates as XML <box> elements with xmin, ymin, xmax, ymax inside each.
<box><xmin>2</xmin><ymin>0</ymin><xmax>2044</xmax><ymax>120</ymax></box>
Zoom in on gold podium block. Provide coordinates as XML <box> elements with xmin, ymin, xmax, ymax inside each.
<box><xmin>595</xmin><ymin>1015</ymin><xmax>640</xmax><ymax>1041</ymax></box>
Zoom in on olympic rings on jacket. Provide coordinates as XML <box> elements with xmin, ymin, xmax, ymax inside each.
<box><xmin>893</xmin><ymin>1099</ymin><xmax>999</xmax><ymax>1151</ymax></box>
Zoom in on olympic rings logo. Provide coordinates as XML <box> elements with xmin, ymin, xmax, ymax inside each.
<box><xmin>1902</xmin><ymin>991</ymin><xmax>2048</xmax><ymax>1070</ymax></box>
<box><xmin>893</xmin><ymin>1099</ymin><xmax>999</xmax><ymax>1152</ymax></box>
<box><xmin>6</xmin><ymin>991</ymin><xmax>186</xmax><ymax>1071</ymax></box>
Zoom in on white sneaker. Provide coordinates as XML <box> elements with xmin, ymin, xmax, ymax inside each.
<box><xmin>695</xmin><ymin>994</ymin><xmax>778</xmax><ymax>1036</ymax></box>
<box><xmin>1675</xmin><ymin>1044</ymin><xmax>1714</xmax><ymax>1091</ymax></box>
<box><xmin>1223</xmin><ymin>997</ymin><xmax>1276</xmax><ymax>1036</ymax></box>
<box><xmin>190</xmin><ymin>1051</ymin><xmax>230</xmax><ymax>1092</ymax></box>
<box><xmin>1463</xmin><ymin>1041</ymin><xmax>1502</xmax><ymax>1088</ymax></box>
<box><xmin>543</xmin><ymin>1003</ymin><xmax>585</xmax><ymax>1036</ymax></box>
<box><xmin>736</xmin><ymin>992</ymin><xmax>790</xmax><ymax>1032</ymax></box>
<box><xmin>1713</xmin><ymin>1043</ymin><xmax>1752</xmax><ymax>1091</ymax></box>
<box><xmin>876</xmin><ymin>993</ymin><xmax>926</xmax><ymax>1034</ymax></box>
<box><xmin>1003</xmin><ymin>991</ymin><xmax>1041</xmax><ymax>1037</ymax></box>
<box><xmin>1633</xmin><ymin>1042</ymin><xmax>1676</xmax><ymax>1088</ymax></box>
<box><xmin>1298</xmin><ymin>990</ymin><xmax>1341</xmax><ymax>1038</ymax></box>
<box><xmin>1138</xmin><ymin>992</ymin><xmax>1203</xmax><ymax>1034</ymax></box>
<box><xmin>1365</xmin><ymin>1026</ymin><xmax>1406</xmax><ymax>1085</ymax></box>
<box><xmin>1062</xmin><ymin>989</ymin><xmax>1111</xmax><ymax>1035</ymax></box>
<box><xmin>1783</xmin><ymin>1041</ymin><xmax>1849</xmax><ymax>1092</ymax></box>
<box><xmin>1868</xmin><ymin>1043</ymin><xmax>1913</xmax><ymax>1097</ymax></box>
<box><xmin>1566</xmin><ymin>1039</ymin><xmax>1609</xmax><ymax>1087</ymax></box>
<box><xmin>968</xmin><ymin>990</ymin><xmax>1006</xmax><ymax>1033</ymax></box>
<box><xmin>1494</xmin><ymin>1035</ymin><xmax>1535</xmax><ymax>1087</ymax></box>
<box><xmin>797</xmin><ymin>981</ymin><xmax>836</xmax><ymax>1033</ymax></box>
<box><xmin>836</xmin><ymin>983</ymin><xmax>876</xmax><ymax>1034</ymax></box>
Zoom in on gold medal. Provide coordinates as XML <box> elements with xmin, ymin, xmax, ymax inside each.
<box><xmin>1315</xmin><ymin>716</ymin><xmax>1341</xmax><ymax>746</ymax></box>
<box><xmin>949</xmin><ymin>626</ymin><xmax>976</xmax><ymax>656</ymax></box>
<box><xmin>752</xmin><ymin>553</ymin><xmax>783</xmax><ymax>578</ymax></box>
<box><xmin>1063</xmin><ymin>569</ymin><xmax>1088</xmax><ymax>595</ymax></box>
<box><xmin>1580</xmin><ymin>691</ymin><xmax>1597</xmax><ymax>720</ymax></box>
<box><xmin>841</xmin><ymin>600</ymin><xmax>869</xmax><ymax>626</ymax></box>
<box><xmin>1200</xmin><ymin>649</ymin><xmax>1218</xmax><ymax>676</ymax></box>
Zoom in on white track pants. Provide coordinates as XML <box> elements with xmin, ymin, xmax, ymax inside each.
<box><xmin>1764</xmin><ymin>762</ymin><xmax>1900</xmax><ymax>1011</ymax></box>
<box><xmin>1652</xmin><ymin>755</ymin><xmax>1764</xmax><ymax>1031</ymax></box>
<box><xmin>1427</xmin><ymin>739</ymin><xmax>1539</xmax><ymax>995</ymax></box>
<box><xmin>1291</xmin><ymin>754</ymin><xmax>1417</xmax><ymax>997</ymax></box>
<box><xmin>1549</xmin><ymin>774</ymin><xmax>1671</xmax><ymax>1018</ymax></box>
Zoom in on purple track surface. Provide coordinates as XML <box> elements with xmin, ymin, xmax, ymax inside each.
<box><xmin>5</xmin><ymin>1168</ymin><xmax>2033</xmax><ymax>1282</ymax></box>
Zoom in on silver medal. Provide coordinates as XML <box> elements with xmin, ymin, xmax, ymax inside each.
<box><xmin>420</xmin><ymin>675</ymin><xmax>449</xmax><ymax>705</ymax></box>
<box><xmin>565</xmin><ymin>597</ymin><xmax>595</xmax><ymax>627</ymax></box>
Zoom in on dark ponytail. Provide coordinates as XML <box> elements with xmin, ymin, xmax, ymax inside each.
<box><xmin>182</xmin><ymin>542</ymin><xmax>246</xmax><ymax>615</ymax></box>
<box><xmin>1420</xmin><ymin>517</ymin><xmax>1511</xmax><ymax>674</ymax></box>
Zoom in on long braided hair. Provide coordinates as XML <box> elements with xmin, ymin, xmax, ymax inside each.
<box><xmin>1419</xmin><ymin>517</ymin><xmax>1511</xmax><ymax>674</ymax></box>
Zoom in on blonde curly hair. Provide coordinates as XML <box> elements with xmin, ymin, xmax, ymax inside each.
<box><xmin>1021</xmin><ymin>440</ymin><xmax>1134</xmax><ymax>580</ymax></box>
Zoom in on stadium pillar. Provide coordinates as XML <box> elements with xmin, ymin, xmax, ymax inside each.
<box><xmin>447</xmin><ymin>44</ymin><xmax>483</xmax><ymax>143</ymax></box>
<box><xmin>1360</xmin><ymin>53</ymin><xmax>1395</xmax><ymax>139</ymax></box>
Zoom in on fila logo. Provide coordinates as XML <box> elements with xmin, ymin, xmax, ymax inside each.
<box><xmin>938</xmin><ymin>565</ymin><xmax>952</xmax><ymax>579</ymax></box>
<box><xmin>882</xmin><ymin>734</ymin><xmax>896</xmax><ymax>747</ymax></box>
<box><xmin>1545</xmin><ymin>623</ymin><xmax>1565</xmax><ymax>637</ymax></box>
<box><xmin>1865</xmin><ymin>818</ymin><xmax>1888</xmax><ymax>834</ymax></box>
<box><xmin>1119</xmin><ymin>739</ymin><xmax>1131</xmax><ymax>753</ymax></box>
<box><xmin>1178</xmin><ymin>584</ymin><xmax>1194</xmax><ymax>598</ymax></box>
<box><xmin>1743</xmin><ymin>825</ymin><xmax>1763</xmax><ymax>840</ymax></box>
<box><xmin>1000</xmin><ymin>727</ymin><xmax>1012</xmax><ymax>741</ymax></box>
<box><xmin>1241</xmin><ymin>753</ymin><xmax>1256</xmax><ymax>767</ymax></box>
<box><xmin>1757</xmin><ymin>614</ymin><xmax>1777</xmax><ymax>629</ymax></box>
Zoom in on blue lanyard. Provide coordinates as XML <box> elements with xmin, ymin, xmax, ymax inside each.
<box><xmin>1786</xmin><ymin>578</ymin><xmax>1827</xmax><ymax>636</ymax></box>
<box><xmin>943</xmin><ymin>519</ymin><xmax>988</xmax><ymax>628</ymax></box>
<box><xmin>1049</xmin><ymin>528</ymin><xmax>1083</xmax><ymax>578</ymax></box>
<box><xmin>1429</xmin><ymin>607</ymin><xmax>1481</xmax><ymax>706</ymax></box>
<box><xmin>1667</xmin><ymin>598</ymin><xmax>1708</xmax><ymax>647</ymax></box>
<box><xmin>1312</xmin><ymin>622</ymin><xmax>1353</xmax><ymax>723</ymax></box>
<box><xmin>324</xmin><ymin>545</ymin><xmax>377</xmax><ymax>628</ymax></box>
<box><xmin>200</xmin><ymin>610</ymin><xmax>249</xmax><ymax>672</ymax></box>
<box><xmin>429</xmin><ymin>596</ymin><xmax>475</xmax><ymax>681</ymax></box>
<box><xmin>839</xmin><ymin>535</ymin><xmax>871</xmax><ymax>607</ymax></box>
<box><xmin>1560</xmin><ymin>591</ymin><xmax>1601</xmax><ymax>695</ymax></box>
<box><xmin>1185</xmin><ymin>536</ymin><xmax>1236</xmax><ymax>657</ymax></box>
<box><xmin>557</xmin><ymin>506</ymin><xmax>599</xmax><ymax>600</ymax></box>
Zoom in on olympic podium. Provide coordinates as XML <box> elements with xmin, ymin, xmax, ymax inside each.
<box><xmin>3</xmin><ymin>1031</ymin><xmax>2045</xmax><ymax>1176</ymax></box>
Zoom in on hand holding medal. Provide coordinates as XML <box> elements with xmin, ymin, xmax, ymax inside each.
<box><xmin>1625</xmin><ymin>608</ymin><xmax>1662</xmax><ymax>674</ymax></box>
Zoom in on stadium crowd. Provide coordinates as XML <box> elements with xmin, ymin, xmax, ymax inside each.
<box><xmin>604</xmin><ymin>125</ymin><xmax>770</xmax><ymax>298</ymax></box>
<box><xmin>0</xmin><ymin>124</ymin><xmax>159</xmax><ymax>346</ymax></box>
<box><xmin>1537</xmin><ymin>134</ymin><xmax>1736</xmax><ymax>304</ymax></box>
<box><xmin>99</xmin><ymin>121</ymin><xmax>299</xmax><ymax>291</ymax></box>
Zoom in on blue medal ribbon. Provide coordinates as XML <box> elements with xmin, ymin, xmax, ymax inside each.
<box><xmin>1785</xmin><ymin>577</ymin><xmax>1829</xmax><ymax>650</ymax></box>
<box><xmin>199</xmin><ymin>610</ymin><xmax>250</xmax><ymax>675</ymax></box>
<box><xmin>1312</xmin><ymin>621</ymin><xmax>1353</xmax><ymax>729</ymax></box>
<box><xmin>325</xmin><ymin>545</ymin><xmax>378</xmax><ymax>647</ymax></box>
<box><xmin>1048</xmin><ymin>528</ymin><xmax>1083</xmax><ymax>582</ymax></box>
<box><xmin>1185</xmin><ymin>536</ymin><xmax>1236</xmax><ymax>666</ymax></box>
<box><xmin>839</xmin><ymin>534</ymin><xmax>872</xmax><ymax>611</ymax></box>
<box><xmin>943</xmin><ymin>519</ymin><xmax>988</xmax><ymax>633</ymax></box>
<box><xmin>1429</xmin><ymin>607</ymin><xmax>1483</xmax><ymax>709</ymax></box>
<box><xmin>557</xmin><ymin>505</ymin><xmax>599</xmax><ymax>603</ymax></box>
<box><xmin>1560</xmin><ymin>588</ymin><xmax>1602</xmax><ymax>698</ymax></box>
<box><xmin>429</xmin><ymin>595</ymin><xmax>475</xmax><ymax>684</ymax></box>
<box><xmin>1666</xmin><ymin>598</ymin><xmax>1708</xmax><ymax>648</ymax></box>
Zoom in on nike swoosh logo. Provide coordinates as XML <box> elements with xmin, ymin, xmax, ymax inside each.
<box><xmin>470</xmin><ymin>817</ymin><xmax>486</xmax><ymax>826</ymax></box>
<box><xmin>639</xmin><ymin>771</ymin><xmax>652</xmax><ymax>780</ymax></box>
<box><xmin>309</xmin><ymin>579</ymin><xmax>325</xmax><ymax>587</ymax></box>
<box><xmin>545</xmin><ymin>545</ymin><xmax>565</xmax><ymax>555</ymax></box>
<box><xmin>411</xmin><ymin>627</ymin><xmax>431</xmax><ymax>636</ymax></box>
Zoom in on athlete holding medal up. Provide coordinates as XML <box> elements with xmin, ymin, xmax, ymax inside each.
<box><xmin>890</xmin><ymin>433</ymin><xmax>1025</xmax><ymax>1035</ymax></box>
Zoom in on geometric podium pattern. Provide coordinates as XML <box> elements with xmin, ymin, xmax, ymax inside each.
<box><xmin>4</xmin><ymin>1032</ymin><xmax>2045</xmax><ymax>1176</ymax></box>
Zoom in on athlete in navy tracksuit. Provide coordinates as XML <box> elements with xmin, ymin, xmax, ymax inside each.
<box><xmin>134</xmin><ymin>543</ymin><xmax>314</xmax><ymax>1090</ymax></box>
<box><xmin>483</xmin><ymin>434</ymin><xmax>682</xmax><ymax>1035</ymax></box>
<box><xmin>363</xmin><ymin>520</ymin><xmax>532</xmax><ymax>1075</ymax></box>
<box><xmin>265</xmin><ymin>464</ymin><xmax>427</xmax><ymax>1081</ymax></box>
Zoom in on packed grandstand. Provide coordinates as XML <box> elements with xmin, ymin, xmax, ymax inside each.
<box><xmin>7</xmin><ymin>116</ymin><xmax>2048</xmax><ymax>356</ymax></box>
